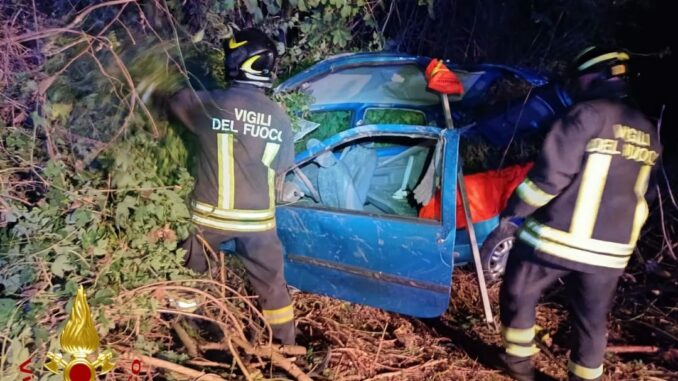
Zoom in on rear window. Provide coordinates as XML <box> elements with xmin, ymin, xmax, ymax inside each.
<box><xmin>364</xmin><ymin>108</ymin><xmax>426</xmax><ymax>126</ymax></box>
<box><xmin>295</xmin><ymin>110</ymin><xmax>352</xmax><ymax>152</ymax></box>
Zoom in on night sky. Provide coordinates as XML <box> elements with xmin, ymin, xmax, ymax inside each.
<box><xmin>616</xmin><ymin>1</ymin><xmax>676</xmax><ymax>155</ymax></box>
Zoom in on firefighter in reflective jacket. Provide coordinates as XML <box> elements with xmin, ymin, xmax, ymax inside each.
<box><xmin>493</xmin><ymin>47</ymin><xmax>662</xmax><ymax>381</ymax></box>
<box><xmin>167</xmin><ymin>29</ymin><xmax>296</xmax><ymax>345</ymax></box>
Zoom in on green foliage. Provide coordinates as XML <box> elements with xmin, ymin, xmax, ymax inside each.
<box><xmin>273</xmin><ymin>90</ymin><xmax>313</xmax><ymax>133</ymax></box>
<box><xmin>0</xmin><ymin>0</ymin><xmax>390</xmax><ymax>376</ymax></box>
<box><xmin>289</xmin><ymin>108</ymin><xmax>429</xmax><ymax>153</ymax></box>
<box><xmin>0</xmin><ymin>103</ymin><xmax>196</xmax><ymax>376</ymax></box>
<box><xmin>364</xmin><ymin>108</ymin><xmax>427</xmax><ymax>126</ymax></box>
<box><xmin>279</xmin><ymin>0</ymin><xmax>383</xmax><ymax>76</ymax></box>
<box><xmin>294</xmin><ymin>110</ymin><xmax>352</xmax><ymax>152</ymax></box>
<box><xmin>189</xmin><ymin>0</ymin><xmax>384</xmax><ymax>80</ymax></box>
<box><xmin>1</xmin><ymin>129</ymin><xmax>195</xmax><ymax>289</ymax></box>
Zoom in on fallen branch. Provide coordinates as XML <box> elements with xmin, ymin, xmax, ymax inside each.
<box><xmin>172</xmin><ymin>321</ymin><xmax>199</xmax><ymax>358</ymax></box>
<box><xmin>371</xmin><ymin>322</ymin><xmax>388</xmax><ymax>374</ymax></box>
<box><xmin>607</xmin><ymin>345</ymin><xmax>660</xmax><ymax>354</ymax></box>
<box><xmin>138</xmin><ymin>354</ymin><xmax>227</xmax><ymax>381</ymax></box>
<box><xmin>362</xmin><ymin>359</ymin><xmax>447</xmax><ymax>381</ymax></box>
<box><xmin>230</xmin><ymin>333</ymin><xmax>313</xmax><ymax>381</ymax></box>
<box><xmin>200</xmin><ymin>342</ymin><xmax>307</xmax><ymax>357</ymax></box>
<box><xmin>66</xmin><ymin>0</ymin><xmax>139</xmax><ymax>29</ymax></box>
<box><xmin>630</xmin><ymin>320</ymin><xmax>678</xmax><ymax>343</ymax></box>
<box><xmin>156</xmin><ymin>308</ymin><xmax>312</xmax><ymax>381</ymax></box>
<box><xmin>265</xmin><ymin>349</ymin><xmax>314</xmax><ymax>381</ymax></box>
<box><xmin>226</xmin><ymin>337</ymin><xmax>254</xmax><ymax>381</ymax></box>
<box><xmin>185</xmin><ymin>359</ymin><xmax>233</xmax><ymax>370</ymax></box>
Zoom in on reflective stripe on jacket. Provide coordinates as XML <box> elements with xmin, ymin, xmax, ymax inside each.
<box><xmin>168</xmin><ymin>83</ymin><xmax>294</xmax><ymax>232</ymax></box>
<box><xmin>503</xmin><ymin>99</ymin><xmax>662</xmax><ymax>272</ymax></box>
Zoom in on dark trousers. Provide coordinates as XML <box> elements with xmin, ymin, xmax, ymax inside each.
<box><xmin>181</xmin><ymin>226</ymin><xmax>295</xmax><ymax>345</ymax></box>
<box><xmin>499</xmin><ymin>242</ymin><xmax>620</xmax><ymax>380</ymax></box>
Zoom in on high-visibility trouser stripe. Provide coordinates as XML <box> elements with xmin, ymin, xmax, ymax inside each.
<box><xmin>568</xmin><ymin>360</ymin><xmax>603</xmax><ymax>380</ymax></box>
<box><xmin>502</xmin><ymin>326</ymin><xmax>535</xmax><ymax>344</ymax></box>
<box><xmin>525</xmin><ymin>219</ymin><xmax>633</xmax><ymax>256</ymax></box>
<box><xmin>504</xmin><ymin>342</ymin><xmax>540</xmax><ymax>357</ymax></box>
<box><xmin>217</xmin><ymin>134</ymin><xmax>235</xmax><ymax>209</ymax></box>
<box><xmin>630</xmin><ymin>165</ymin><xmax>652</xmax><ymax>245</ymax></box>
<box><xmin>191</xmin><ymin>201</ymin><xmax>274</xmax><ymax>221</ymax></box>
<box><xmin>502</xmin><ymin>326</ymin><xmax>540</xmax><ymax>357</ymax></box>
<box><xmin>515</xmin><ymin>178</ymin><xmax>557</xmax><ymax>208</ymax></box>
<box><xmin>261</xmin><ymin>143</ymin><xmax>281</xmax><ymax>209</ymax></box>
<box><xmin>191</xmin><ymin>214</ymin><xmax>275</xmax><ymax>232</ymax></box>
<box><xmin>571</xmin><ymin>153</ymin><xmax>612</xmax><ymax>238</ymax></box>
<box><xmin>519</xmin><ymin>228</ymin><xmax>631</xmax><ymax>269</ymax></box>
<box><xmin>263</xmin><ymin>304</ymin><xmax>294</xmax><ymax>325</ymax></box>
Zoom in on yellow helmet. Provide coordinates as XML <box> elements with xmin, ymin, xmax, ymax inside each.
<box><xmin>571</xmin><ymin>46</ymin><xmax>630</xmax><ymax>80</ymax></box>
<box><xmin>224</xmin><ymin>28</ymin><xmax>277</xmax><ymax>82</ymax></box>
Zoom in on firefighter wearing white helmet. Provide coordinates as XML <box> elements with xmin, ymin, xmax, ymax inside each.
<box><xmin>167</xmin><ymin>28</ymin><xmax>296</xmax><ymax>345</ymax></box>
<box><xmin>492</xmin><ymin>46</ymin><xmax>662</xmax><ymax>381</ymax></box>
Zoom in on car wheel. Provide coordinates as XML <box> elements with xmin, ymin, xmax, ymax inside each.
<box><xmin>480</xmin><ymin>233</ymin><xmax>514</xmax><ymax>283</ymax></box>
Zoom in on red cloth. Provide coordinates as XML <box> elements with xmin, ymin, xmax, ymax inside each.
<box><xmin>419</xmin><ymin>190</ymin><xmax>441</xmax><ymax>220</ymax></box>
<box><xmin>418</xmin><ymin>163</ymin><xmax>534</xmax><ymax>227</ymax></box>
<box><xmin>425</xmin><ymin>59</ymin><xmax>464</xmax><ymax>95</ymax></box>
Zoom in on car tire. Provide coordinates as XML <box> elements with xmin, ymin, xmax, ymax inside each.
<box><xmin>480</xmin><ymin>232</ymin><xmax>515</xmax><ymax>283</ymax></box>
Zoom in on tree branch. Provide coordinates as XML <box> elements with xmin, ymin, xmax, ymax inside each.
<box><xmin>138</xmin><ymin>355</ymin><xmax>228</xmax><ymax>381</ymax></box>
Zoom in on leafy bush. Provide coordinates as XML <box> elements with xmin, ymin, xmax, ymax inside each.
<box><xmin>0</xmin><ymin>1</ymin><xmax>389</xmax><ymax>379</ymax></box>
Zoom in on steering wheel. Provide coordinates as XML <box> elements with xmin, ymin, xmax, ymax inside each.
<box><xmin>292</xmin><ymin>167</ymin><xmax>321</xmax><ymax>203</ymax></box>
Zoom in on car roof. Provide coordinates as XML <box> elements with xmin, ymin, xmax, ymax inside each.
<box><xmin>275</xmin><ymin>52</ymin><xmax>549</xmax><ymax>108</ymax></box>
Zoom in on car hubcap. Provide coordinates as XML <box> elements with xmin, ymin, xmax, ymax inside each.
<box><xmin>489</xmin><ymin>238</ymin><xmax>513</xmax><ymax>277</ymax></box>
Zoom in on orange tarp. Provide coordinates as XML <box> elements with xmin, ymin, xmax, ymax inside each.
<box><xmin>419</xmin><ymin>162</ymin><xmax>534</xmax><ymax>228</ymax></box>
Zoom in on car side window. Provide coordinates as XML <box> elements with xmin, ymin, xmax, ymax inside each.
<box><xmin>280</xmin><ymin>136</ymin><xmax>441</xmax><ymax>221</ymax></box>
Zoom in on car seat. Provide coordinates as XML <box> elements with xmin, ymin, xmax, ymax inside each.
<box><xmin>339</xmin><ymin>144</ymin><xmax>378</xmax><ymax>206</ymax></box>
<box><xmin>308</xmin><ymin>139</ymin><xmax>363</xmax><ymax>210</ymax></box>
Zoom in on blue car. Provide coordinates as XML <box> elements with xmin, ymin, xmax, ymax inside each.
<box><xmin>269</xmin><ymin>52</ymin><xmax>571</xmax><ymax>318</ymax></box>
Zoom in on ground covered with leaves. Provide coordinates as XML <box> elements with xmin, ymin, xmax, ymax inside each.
<box><xmin>1</xmin><ymin>1</ymin><xmax>676</xmax><ymax>381</ymax></box>
<box><xmin>285</xmin><ymin>265</ymin><xmax>678</xmax><ymax>381</ymax></box>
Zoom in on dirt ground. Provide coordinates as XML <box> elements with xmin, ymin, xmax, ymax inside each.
<box><xmin>289</xmin><ymin>268</ymin><xmax>677</xmax><ymax>381</ymax></box>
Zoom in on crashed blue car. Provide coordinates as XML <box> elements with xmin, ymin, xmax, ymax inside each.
<box><xmin>270</xmin><ymin>52</ymin><xmax>571</xmax><ymax>318</ymax></box>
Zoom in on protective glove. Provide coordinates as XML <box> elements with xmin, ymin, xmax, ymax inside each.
<box><xmin>132</xmin><ymin>61</ymin><xmax>184</xmax><ymax>106</ymax></box>
<box><xmin>281</xmin><ymin>181</ymin><xmax>304</xmax><ymax>203</ymax></box>
<box><xmin>492</xmin><ymin>216</ymin><xmax>521</xmax><ymax>238</ymax></box>
<box><xmin>136</xmin><ymin>77</ymin><xmax>160</xmax><ymax>105</ymax></box>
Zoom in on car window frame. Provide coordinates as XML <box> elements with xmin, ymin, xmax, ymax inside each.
<box><xmin>277</xmin><ymin>127</ymin><xmax>446</xmax><ymax>225</ymax></box>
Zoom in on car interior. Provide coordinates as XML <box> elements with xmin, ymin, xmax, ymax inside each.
<box><xmin>282</xmin><ymin>136</ymin><xmax>439</xmax><ymax>219</ymax></box>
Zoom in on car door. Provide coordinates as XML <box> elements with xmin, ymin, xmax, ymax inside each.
<box><xmin>275</xmin><ymin>125</ymin><xmax>460</xmax><ymax>318</ymax></box>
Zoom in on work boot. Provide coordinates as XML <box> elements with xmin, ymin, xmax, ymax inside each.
<box><xmin>271</xmin><ymin>321</ymin><xmax>297</xmax><ymax>346</ymax></box>
<box><xmin>498</xmin><ymin>352</ymin><xmax>536</xmax><ymax>381</ymax></box>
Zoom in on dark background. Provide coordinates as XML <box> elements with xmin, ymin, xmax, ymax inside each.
<box><xmin>381</xmin><ymin>0</ymin><xmax>675</xmax><ymax>161</ymax></box>
<box><xmin>615</xmin><ymin>0</ymin><xmax>676</xmax><ymax>151</ymax></box>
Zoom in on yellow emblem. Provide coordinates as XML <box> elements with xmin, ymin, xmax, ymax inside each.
<box><xmin>45</xmin><ymin>286</ymin><xmax>115</xmax><ymax>381</ymax></box>
<box><xmin>228</xmin><ymin>37</ymin><xmax>248</xmax><ymax>49</ymax></box>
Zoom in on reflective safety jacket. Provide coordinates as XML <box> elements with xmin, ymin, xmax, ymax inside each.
<box><xmin>503</xmin><ymin>98</ymin><xmax>662</xmax><ymax>273</ymax></box>
<box><xmin>169</xmin><ymin>83</ymin><xmax>294</xmax><ymax>232</ymax></box>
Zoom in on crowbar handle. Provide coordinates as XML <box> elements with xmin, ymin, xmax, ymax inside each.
<box><xmin>440</xmin><ymin>93</ymin><xmax>496</xmax><ymax>328</ymax></box>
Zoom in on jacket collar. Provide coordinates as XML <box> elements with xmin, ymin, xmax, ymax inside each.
<box><xmin>233</xmin><ymin>80</ymin><xmax>272</xmax><ymax>90</ymax></box>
